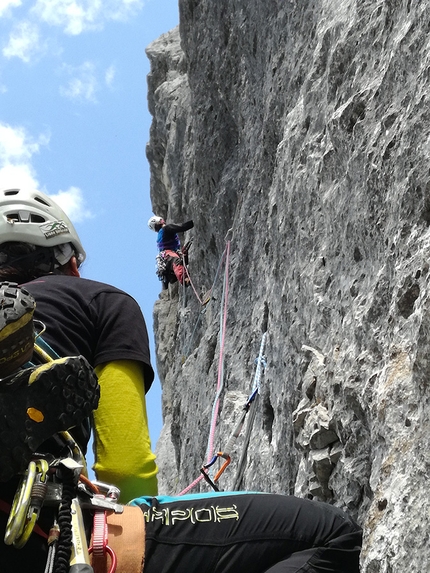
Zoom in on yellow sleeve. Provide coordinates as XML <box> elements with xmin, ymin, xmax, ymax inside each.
<box><xmin>93</xmin><ymin>360</ymin><xmax>158</xmax><ymax>503</ymax></box>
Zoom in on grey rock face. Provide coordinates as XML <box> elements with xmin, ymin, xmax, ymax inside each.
<box><xmin>146</xmin><ymin>2</ymin><xmax>430</xmax><ymax>571</ymax></box>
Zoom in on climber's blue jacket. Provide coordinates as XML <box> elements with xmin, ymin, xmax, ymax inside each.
<box><xmin>157</xmin><ymin>221</ymin><xmax>194</xmax><ymax>252</ymax></box>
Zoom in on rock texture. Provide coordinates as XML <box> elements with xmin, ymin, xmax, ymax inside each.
<box><xmin>146</xmin><ymin>2</ymin><xmax>430</xmax><ymax>571</ymax></box>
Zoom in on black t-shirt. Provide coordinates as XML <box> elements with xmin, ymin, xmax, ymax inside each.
<box><xmin>25</xmin><ymin>274</ymin><xmax>154</xmax><ymax>392</ymax></box>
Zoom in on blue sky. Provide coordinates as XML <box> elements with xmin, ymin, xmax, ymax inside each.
<box><xmin>0</xmin><ymin>0</ymin><xmax>179</xmax><ymax>462</ymax></box>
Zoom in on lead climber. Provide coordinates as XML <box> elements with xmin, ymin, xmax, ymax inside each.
<box><xmin>148</xmin><ymin>215</ymin><xmax>194</xmax><ymax>288</ymax></box>
<box><xmin>0</xmin><ymin>186</ymin><xmax>158</xmax><ymax>502</ymax></box>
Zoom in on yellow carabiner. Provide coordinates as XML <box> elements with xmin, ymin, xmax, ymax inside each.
<box><xmin>4</xmin><ymin>461</ymin><xmax>37</xmax><ymax>545</ymax></box>
<box><xmin>4</xmin><ymin>459</ymin><xmax>49</xmax><ymax>548</ymax></box>
<box><xmin>14</xmin><ymin>459</ymin><xmax>49</xmax><ymax>548</ymax></box>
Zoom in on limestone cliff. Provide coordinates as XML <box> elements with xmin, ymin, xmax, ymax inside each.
<box><xmin>146</xmin><ymin>2</ymin><xmax>430</xmax><ymax>571</ymax></box>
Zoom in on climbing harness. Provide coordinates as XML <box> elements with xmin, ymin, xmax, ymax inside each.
<box><xmin>0</xmin><ymin>318</ymin><xmax>105</xmax><ymax>571</ymax></box>
<box><xmin>155</xmin><ymin>239</ymin><xmax>193</xmax><ymax>290</ymax></box>
<box><xmin>0</xmin><ymin>287</ymin><xmax>142</xmax><ymax>572</ymax></box>
<box><xmin>0</xmin><ymin>431</ymin><xmax>127</xmax><ymax>573</ymax></box>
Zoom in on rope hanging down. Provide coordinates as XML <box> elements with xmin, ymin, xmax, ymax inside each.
<box><xmin>200</xmin><ymin>331</ymin><xmax>267</xmax><ymax>492</ymax></box>
<box><xmin>178</xmin><ymin>241</ymin><xmax>231</xmax><ymax>496</ymax></box>
<box><xmin>181</xmin><ymin>244</ymin><xmax>229</xmax><ymax>361</ymax></box>
<box><xmin>178</xmin><ymin>329</ymin><xmax>268</xmax><ymax>495</ymax></box>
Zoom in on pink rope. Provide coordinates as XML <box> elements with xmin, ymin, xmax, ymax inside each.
<box><xmin>206</xmin><ymin>240</ymin><xmax>230</xmax><ymax>463</ymax></box>
<box><xmin>177</xmin><ymin>241</ymin><xmax>231</xmax><ymax>495</ymax></box>
<box><xmin>177</xmin><ymin>473</ymin><xmax>204</xmax><ymax>496</ymax></box>
<box><xmin>183</xmin><ymin>263</ymin><xmax>204</xmax><ymax>305</ymax></box>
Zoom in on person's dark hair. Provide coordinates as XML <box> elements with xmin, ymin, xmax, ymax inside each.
<box><xmin>0</xmin><ymin>242</ymin><xmax>71</xmax><ymax>283</ymax></box>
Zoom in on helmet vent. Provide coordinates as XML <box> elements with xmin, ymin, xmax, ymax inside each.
<box><xmin>7</xmin><ymin>212</ymin><xmax>46</xmax><ymax>223</ymax></box>
<box><xmin>4</xmin><ymin>189</ymin><xmax>19</xmax><ymax>196</ymax></box>
<box><xmin>34</xmin><ymin>195</ymin><xmax>51</xmax><ymax>207</ymax></box>
<box><xmin>31</xmin><ymin>214</ymin><xmax>46</xmax><ymax>223</ymax></box>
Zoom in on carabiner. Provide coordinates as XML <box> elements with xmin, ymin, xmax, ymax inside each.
<box><xmin>200</xmin><ymin>452</ymin><xmax>231</xmax><ymax>491</ymax></box>
<box><xmin>213</xmin><ymin>452</ymin><xmax>231</xmax><ymax>483</ymax></box>
<box><xmin>4</xmin><ymin>459</ymin><xmax>49</xmax><ymax>548</ymax></box>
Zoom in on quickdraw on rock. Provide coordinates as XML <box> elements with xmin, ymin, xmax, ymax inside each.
<box><xmin>180</xmin><ymin>330</ymin><xmax>268</xmax><ymax>495</ymax></box>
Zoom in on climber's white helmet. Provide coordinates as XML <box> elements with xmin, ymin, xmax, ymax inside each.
<box><xmin>148</xmin><ymin>215</ymin><xmax>165</xmax><ymax>232</ymax></box>
<box><xmin>0</xmin><ymin>187</ymin><xmax>86</xmax><ymax>265</ymax></box>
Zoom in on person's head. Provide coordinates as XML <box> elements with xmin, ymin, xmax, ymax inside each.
<box><xmin>148</xmin><ymin>215</ymin><xmax>165</xmax><ymax>233</ymax></box>
<box><xmin>0</xmin><ymin>187</ymin><xmax>86</xmax><ymax>283</ymax></box>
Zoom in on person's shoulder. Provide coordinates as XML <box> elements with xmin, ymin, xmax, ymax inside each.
<box><xmin>72</xmin><ymin>276</ymin><xmax>132</xmax><ymax>298</ymax></box>
<box><xmin>27</xmin><ymin>275</ymin><xmax>129</xmax><ymax>297</ymax></box>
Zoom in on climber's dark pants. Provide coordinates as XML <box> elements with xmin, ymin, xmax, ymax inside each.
<box><xmin>133</xmin><ymin>492</ymin><xmax>362</xmax><ymax>573</ymax></box>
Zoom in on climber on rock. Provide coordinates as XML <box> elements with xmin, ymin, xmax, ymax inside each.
<box><xmin>148</xmin><ymin>215</ymin><xmax>194</xmax><ymax>289</ymax></box>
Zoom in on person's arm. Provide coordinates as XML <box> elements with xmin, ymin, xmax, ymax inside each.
<box><xmin>163</xmin><ymin>220</ymin><xmax>194</xmax><ymax>238</ymax></box>
<box><xmin>93</xmin><ymin>359</ymin><xmax>158</xmax><ymax>503</ymax></box>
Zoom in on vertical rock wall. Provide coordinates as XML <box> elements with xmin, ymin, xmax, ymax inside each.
<box><xmin>146</xmin><ymin>1</ymin><xmax>430</xmax><ymax>571</ymax></box>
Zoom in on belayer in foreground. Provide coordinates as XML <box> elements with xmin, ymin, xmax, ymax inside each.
<box><xmin>0</xmin><ymin>186</ymin><xmax>158</xmax><ymax>501</ymax></box>
<box><xmin>0</xmin><ymin>188</ymin><xmax>362</xmax><ymax>572</ymax></box>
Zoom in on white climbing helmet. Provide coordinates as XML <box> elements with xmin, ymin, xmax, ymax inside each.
<box><xmin>148</xmin><ymin>215</ymin><xmax>165</xmax><ymax>232</ymax></box>
<box><xmin>0</xmin><ymin>187</ymin><xmax>86</xmax><ymax>264</ymax></box>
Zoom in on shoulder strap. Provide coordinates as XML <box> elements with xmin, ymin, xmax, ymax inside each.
<box><xmin>34</xmin><ymin>334</ymin><xmax>61</xmax><ymax>361</ymax></box>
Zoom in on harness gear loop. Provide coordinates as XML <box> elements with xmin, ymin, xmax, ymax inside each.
<box><xmin>90</xmin><ymin>487</ymin><xmax>120</xmax><ymax>573</ymax></box>
<box><xmin>89</xmin><ymin>507</ymin><xmax>145</xmax><ymax>573</ymax></box>
<box><xmin>92</xmin><ymin>507</ymin><xmax>108</xmax><ymax>557</ymax></box>
<box><xmin>4</xmin><ymin>458</ymin><xmax>49</xmax><ymax>548</ymax></box>
<box><xmin>89</xmin><ymin>544</ymin><xmax>118</xmax><ymax>573</ymax></box>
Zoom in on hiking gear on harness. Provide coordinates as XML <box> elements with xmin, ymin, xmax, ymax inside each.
<box><xmin>0</xmin><ymin>355</ymin><xmax>99</xmax><ymax>482</ymax></box>
<box><xmin>156</xmin><ymin>249</ymin><xmax>188</xmax><ymax>287</ymax></box>
<box><xmin>0</xmin><ymin>187</ymin><xmax>86</xmax><ymax>266</ymax></box>
<box><xmin>147</xmin><ymin>216</ymin><xmax>164</xmax><ymax>232</ymax></box>
<box><xmin>0</xmin><ymin>282</ymin><xmax>35</xmax><ymax>377</ymax></box>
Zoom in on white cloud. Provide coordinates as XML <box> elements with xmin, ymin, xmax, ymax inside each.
<box><xmin>0</xmin><ymin>122</ymin><xmax>49</xmax><ymax>191</ymax></box>
<box><xmin>0</xmin><ymin>123</ymin><xmax>92</xmax><ymax>221</ymax></box>
<box><xmin>49</xmin><ymin>186</ymin><xmax>92</xmax><ymax>222</ymax></box>
<box><xmin>105</xmin><ymin>64</ymin><xmax>115</xmax><ymax>88</ymax></box>
<box><xmin>0</xmin><ymin>163</ymin><xmax>40</xmax><ymax>191</ymax></box>
<box><xmin>0</xmin><ymin>0</ymin><xmax>21</xmax><ymax>18</ymax></box>
<box><xmin>59</xmin><ymin>61</ymin><xmax>98</xmax><ymax>102</ymax></box>
<box><xmin>2</xmin><ymin>21</ymin><xmax>44</xmax><ymax>63</ymax></box>
<box><xmin>0</xmin><ymin>123</ymin><xmax>48</xmax><ymax>165</ymax></box>
<box><xmin>32</xmin><ymin>0</ymin><xmax>143</xmax><ymax>35</ymax></box>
